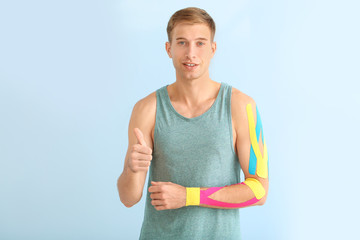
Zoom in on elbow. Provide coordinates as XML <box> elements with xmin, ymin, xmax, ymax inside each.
<box><xmin>123</xmin><ymin>202</ymin><xmax>135</xmax><ymax>208</ymax></box>
<box><xmin>119</xmin><ymin>191</ymin><xmax>142</xmax><ymax>208</ymax></box>
<box><xmin>120</xmin><ymin>196</ymin><xmax>140</xmax><ymax>208</ymax></box>
<box><xmin>257</xmin><ymin>194</ymin><xmax>268</xmax><ymax>206</ymax></box>
<box><xmin>117</xmin><ymin>178</ymin><xmax>142</xmax><ymax>208</ymax></box>
<box><xmin>257</xmin><ymin>180</ymin><xmax>269</xmax><ymax>206</ymax></box>
<box><xmin>119</xmin><ymin>193</ymin><xmax>142</xmax><ymax>208</ymax></box>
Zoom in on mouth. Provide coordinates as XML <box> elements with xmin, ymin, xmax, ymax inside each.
<box><xmin>183</xmin><ymin>63</ymin><xmax>199</xmax><ymax>70</ymax></box>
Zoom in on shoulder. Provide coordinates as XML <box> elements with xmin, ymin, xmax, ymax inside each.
<box><xmin>230</xmin><ymin>87</ymin><xmax>257</xmax><ymax>132</ymax></box>
<box><xmin>231</xmin><ymin>86</ymin><xmax>256</xmax><ymax>115</ymax></box>
<box><xmin>131</xmin><ymin>90</ymin><xmax>157</xmax><ymax>143</ymax></box>
<box><xmin>134</xmin><ymin>90</ymin><xmax>157</xmax><ymax>114</ymax></box>
<box><xmin>132</xmin><ymin>90</ymin><xmax>157</xmax><ymax>127</ymax></box>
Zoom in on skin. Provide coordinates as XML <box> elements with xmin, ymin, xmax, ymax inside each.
<box><xmin>117</xmin><ymin>21</ymin><xmax>269</xmax><ymax>210</ymax></box>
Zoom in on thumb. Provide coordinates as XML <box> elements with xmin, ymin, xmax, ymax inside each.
<box><xmin>134</xmin><ymin>128</ymin><xmax>147</xmax><ymax>146</ymax></box>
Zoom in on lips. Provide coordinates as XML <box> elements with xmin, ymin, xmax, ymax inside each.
<box><xmin>183</xmin><ymin>62</ymin><xmax>199</xmax><ymax>70</ymax></box>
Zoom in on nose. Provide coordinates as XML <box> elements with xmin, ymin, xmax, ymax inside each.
<box><xmin>185</xmin><ymin>43</ymin><xmax>196</xmax><ymax>59</ymax></box>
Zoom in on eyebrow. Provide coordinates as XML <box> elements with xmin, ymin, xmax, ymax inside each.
<box><xmin>175</xmin><ymin>37</ymin><xmax>208</xmax><ymax>41</ymax></box>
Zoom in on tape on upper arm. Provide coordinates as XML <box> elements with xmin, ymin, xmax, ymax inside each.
<box><xmin>246</xmin><ymin>103</ymin><xmax>268</xmax><ymax>178</ymax></box>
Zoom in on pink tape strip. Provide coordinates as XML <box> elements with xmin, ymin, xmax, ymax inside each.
<box><xmin>200</xmin><ymin>182</ymin><xmax>259</xmax><ymax>208</ymax></box>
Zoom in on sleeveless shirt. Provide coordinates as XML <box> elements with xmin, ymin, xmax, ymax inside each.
<box><xmin>139</xmin><ymin>82</ymin><xmax>242</xmax><ymax>240</ymax></box>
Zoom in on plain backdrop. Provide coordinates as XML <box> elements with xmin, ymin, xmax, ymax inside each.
<box><xmin>0</xmin><ymin>0</ymin><xmax>359</xmax><ymax>239</ymax></box>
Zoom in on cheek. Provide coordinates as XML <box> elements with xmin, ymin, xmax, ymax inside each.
<box><xmin>199</xmin><ymin>50</ymin><xmax>212</xmax><ymax>60</ymax></box>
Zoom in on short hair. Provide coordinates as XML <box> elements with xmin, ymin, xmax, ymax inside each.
<box><xmin>166</xmin><ymin>7</ymin><xmax>216</xmax><ymax>43</ymax></box>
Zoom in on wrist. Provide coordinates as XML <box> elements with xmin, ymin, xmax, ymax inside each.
<box><xmin>186</xmin><ymin>187</ymin><xmax>200</xmax><ymax>206</ymax></box>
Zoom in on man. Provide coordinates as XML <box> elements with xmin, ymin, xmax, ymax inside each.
<box><xmin>117</xmin><ymin>7</ymin><xmax>269</xmax><ymax>240</ymax></box>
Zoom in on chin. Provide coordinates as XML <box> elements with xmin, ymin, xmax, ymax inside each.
<box><xmin>184</xmin><ymin>76</ymin><xmax>200</xmax><ymax>81</ymax></box>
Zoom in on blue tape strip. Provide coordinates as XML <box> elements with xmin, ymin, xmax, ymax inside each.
<box><xmin>249</xmin><ymin>145</ymin><xmax>257</xmax><ymax>175</ymax></box>
<box><xmin>255</xmin><ymin>105</ymin><xmax>263</xmax><ymax>143</ymax></box>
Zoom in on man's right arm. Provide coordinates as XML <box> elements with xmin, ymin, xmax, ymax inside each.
<box><xmin>117</xmin><ymin>93</ymin><xmax>156</xmax><ymax>208</ymax></box>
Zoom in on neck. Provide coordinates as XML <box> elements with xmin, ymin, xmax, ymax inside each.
<box><xmin>168</xmin><ymin>75</ymin><xmax>219</xmax><ymax>107</ymax></box>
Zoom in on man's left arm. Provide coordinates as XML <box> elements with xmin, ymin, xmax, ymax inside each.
<box><xmin>149</xmin><ymin>100</ymin><xmax>269</xmax><ymax>210</ymax></box>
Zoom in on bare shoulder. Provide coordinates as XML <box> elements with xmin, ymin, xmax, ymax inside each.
<box><xmin>131</xmin><ymin>91</ymin><xmax>157</xmax><ymax>144</ymax></box>
<box><xmin>231</xmin><ymin>87</ymin><xmax>256</xmax><ymax>115</ymax></box>
<box><xmin>134</xmin><ymin>91</ymin><xmax>157</xmax><ymax>115</ymax></box>
<box><xmin>231</xmin><ymin>87</ymin><xmax>257</xmax><ymax>132</ymax></box>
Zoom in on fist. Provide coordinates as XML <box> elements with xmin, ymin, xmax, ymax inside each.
<box><xmin>128</xmin><ymin>128</ymin><xmax>153</xmax><ymax>173</ymax></box>
<box><xmin>149</xmin><ymin>181</ymin><xmax>187</xmax><ymax>211</ymax></box>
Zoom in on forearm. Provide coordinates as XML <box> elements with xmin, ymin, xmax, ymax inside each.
<box><xmin>117</xmin><ymin>168</ymin><xmax>145</xmax><ymax>207</ymax></box>
<box><xmin>186</xmin><ymin>178</ymin><xmax>267</xmax><ymax>209</ymax></box>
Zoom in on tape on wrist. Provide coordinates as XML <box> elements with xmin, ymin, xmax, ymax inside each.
<box><xmin>186</xmin><ymin>187</ymin><xmax>200</xmax><ymax>206</ymax></box>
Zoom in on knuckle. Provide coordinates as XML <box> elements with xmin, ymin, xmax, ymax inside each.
<box><xmin>132</xmin><ymin>145</ymin><xmax>137</xmax><ymax>152</ymax></box>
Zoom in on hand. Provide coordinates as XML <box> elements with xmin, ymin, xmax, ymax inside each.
<box><xmin>149</xmin><ymin>181</ymin><xmax>186</xmax><ymax>211</ymax></box>
<box><xmin>128</xmin><ymin>128</ymin><xmax>153</xmax><ymax>173</ymax></box>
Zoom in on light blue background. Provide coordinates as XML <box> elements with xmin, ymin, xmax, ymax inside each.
<box><xmin>1</xmin><ymin>0</ymin><xmax>359</xmax><ymax>239</ymax></box>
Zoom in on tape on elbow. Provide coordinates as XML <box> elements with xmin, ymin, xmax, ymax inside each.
<box><xmin>242</xmin><ymin>178</ymin><xmax>265</xmax><ymax>200</ymax></box>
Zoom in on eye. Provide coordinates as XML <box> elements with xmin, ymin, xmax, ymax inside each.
<box><xmin>197</xmin><ymin>42</ymin><xmax>205</xmax><ymax>46</ymax></box>
<box><xmin>178</xmin><ymin>41</ymin><xmax>185</xmax><ymax>45</ymax></box>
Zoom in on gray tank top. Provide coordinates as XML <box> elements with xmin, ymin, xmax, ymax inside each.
<box><xmin>139</xmin><ymin>82</ymin><xmax>242</xmax><ymax>240</ymax></box>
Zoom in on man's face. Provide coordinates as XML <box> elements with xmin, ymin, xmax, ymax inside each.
<box><xmin>165</xmin><ymin>22</ymin><xmax>216</xmax><ymax>81</ymax></box>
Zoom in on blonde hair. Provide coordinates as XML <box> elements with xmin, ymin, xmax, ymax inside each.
<box><xmin>166</xmin><ymin>7</ymin><xmax>216</xmax><ymax>43</ymax></box>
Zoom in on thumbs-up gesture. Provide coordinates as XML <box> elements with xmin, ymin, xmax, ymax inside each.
<box><xmin>128</xmin><ymin>128</ymin><xmax>153</xmax><ymax>173</ymax></box>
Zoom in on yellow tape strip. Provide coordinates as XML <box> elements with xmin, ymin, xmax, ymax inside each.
<box><xmin>246</xmin><ymin>104</ymin><xmax>268</xmax><ymax>178</ymax></box>
<box><xmin>243</xmin><ymin>178</ymin><xmax>266</xmax><ymax>200</ymax></box>
<box><xmin>186</xmin><ymin>187</ymin><xmax>200</xmax><ymax>206</ymax></box>
<box><xmin>258</xmin><ymin>140</ymin><xmax>268</xmax><ymax>178</ymax></box>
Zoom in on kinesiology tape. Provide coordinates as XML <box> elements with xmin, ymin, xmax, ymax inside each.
<box><xmin>246</xmin><ymin>103</ymin><xmax>268</xmax><ymax>178</ymax></box>
<box><xmin>186</xmin><ymin>178</ymin><xmax>265</xmax><ymax>207</ymax></box>
<box><xmin>185</xmin><ymin>103</ymin><xmax>268</xmax><ymax>208</ymax></box>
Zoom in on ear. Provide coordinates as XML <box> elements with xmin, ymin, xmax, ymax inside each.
<box><xmin>165</xmin><ymin>42</ymin><xmax>172</xmax><ymax>58</ymax></box>
<box><xmin>211</xmin><ymin>41</ymin><xmax>217</xmax><ymax>57</ymax></box>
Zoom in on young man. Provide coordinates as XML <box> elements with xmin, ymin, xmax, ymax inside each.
<box><xmin>117</xmin><ymin>7</ymin><xmax>269</xmax><ymax>240</ymax></box>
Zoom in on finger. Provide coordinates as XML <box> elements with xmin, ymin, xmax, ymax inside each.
<box><xmin>155</xmin><ymin>206</ymin><xmax>166</xmax><ymax>211</ymax></box>
<box><xmin>151</xmin><ymin>181</ymin><xmax>169</xmax><ymax>185</ymax></box>
<box><xmin>150</xmin><ymin>193</ymin><xmax>163</xmax><ymax>200</ymax></box>
<box><xmin>132</xmin><ymin>151</ymin><xmax>152</xmax><ymax>162</ymax></box>
<box><xmin>133</xmin><ymin>160</ymin><xmax>151</xmax><ymax>168</ymax></box>
<box><xmin>151</xmin><ymin>199</ymin><xmax>164</xmax><ymax>206</ymax></box>
<box><xmin>134</xmin><ymin>128</ymin><xmax>147</xmax><ymax>146</ymax></box>
<box><xmin>134</xmin><ymin>144</ymin><xmax>152</xmax><ymax>155</ymax></box>
<box><xmin>148</xmin><ymin>186</ymin><xmax>161</xmax><ymax>193</ymax></box>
